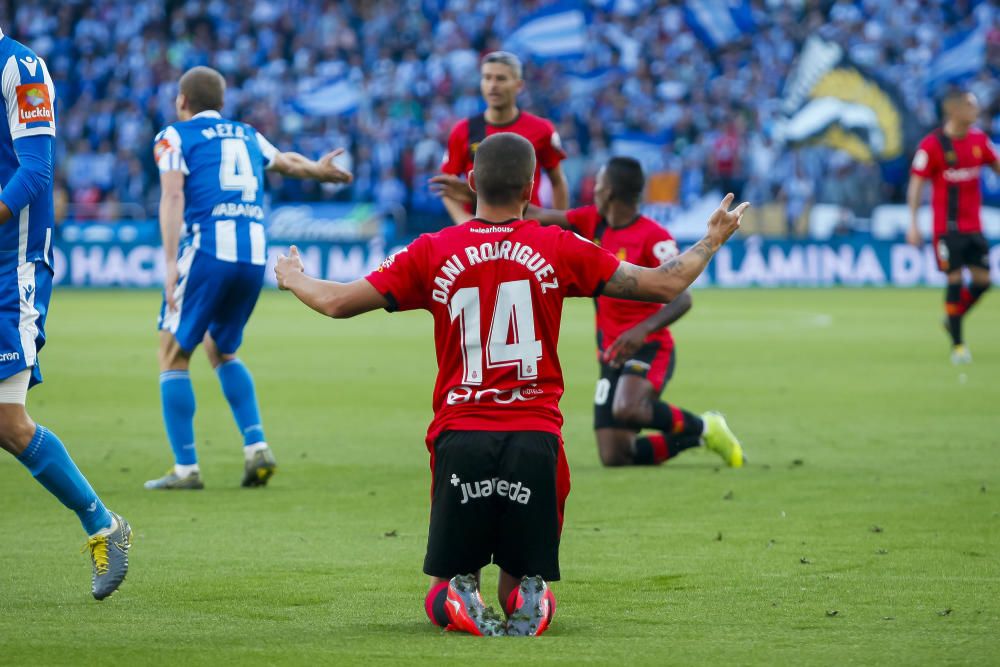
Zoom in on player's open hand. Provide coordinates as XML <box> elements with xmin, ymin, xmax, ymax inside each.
<box><xmin>318</xmin><ymin>148</ymin><xmax>354</xmax><ymax>184</ymax></box>
<box><xmin>906</xmin><ymin>224</ymin><xmax>923</xmax><ymax>247</ymax></box>
<box><xmin>603</xmin><ymin>326</ymin><xmax>647</xmax><ymax>368</ymax></box>
<box><xmin>705</xmin><ymin>194</ymin><xmax>749</xmax><ymax>248</ymax></box>
<box><xmin>275</xmin><ymin>245</ymin><xmax>306</xmax><ymax>290</ymax></box>
<box><xmin>429</xmin><ymin>174</ymin><xmax>474</xmax><ymax>204</ymax></box>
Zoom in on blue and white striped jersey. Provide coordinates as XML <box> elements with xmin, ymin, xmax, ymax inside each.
<box><xmin>154</xmin><ymin>111</ymin><xmax>278</xmax><ymax>265</ymax></box>
<box><xmin>0</xmin><ymin>27</ymin><xmax>56</xmax><ymax>270</ymax></box>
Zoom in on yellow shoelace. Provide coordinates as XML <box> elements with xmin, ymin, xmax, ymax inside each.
<box><xmin>82</xmin><ymin>535</ymin><xmax>110</xmax><ymax>575</ymax></box>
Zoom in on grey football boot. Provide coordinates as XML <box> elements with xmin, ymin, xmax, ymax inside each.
<box><xmin>241</xmin><ymin>447</ymin><xmax>277</xmax><ymax>487</ymax></box>
<box><xmin>144</xmin><ymin>469</ymin><xmax>204</xmax><ymax>490</ymax></box>
<box><xmin>83</xmin><ymin>511</ymin><xmax>132</xmax><ymax>600</ymax></box>
<box><xmin>505</xmin><ymin>575</ymin><xmax>554</xmax><ymax>636</ymax></box>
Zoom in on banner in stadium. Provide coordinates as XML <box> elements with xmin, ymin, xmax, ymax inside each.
<box><xmin>775</xmin><ymin>36</ymin><xmax>920</xmax><ymax>185</ymax></box>
<box><xmin>49</xmin><ymin>237</ymin><xmax>998</xmax><ymax>288</ymax></box>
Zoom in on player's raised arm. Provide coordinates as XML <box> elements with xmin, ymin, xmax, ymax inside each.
<box><xmin>602</xmin><ymin>194</ymin><xmax>747</xmax><ymax>303</ymax></box>
<box><xmin>275</xmin><ymin>246</ymin><xmax>387</xmax><ymax>318</ymax></box>
<box><xmin>266</xmin><ymin>143</ymin><xmax>353</xmax><ymax>184</ymax></box>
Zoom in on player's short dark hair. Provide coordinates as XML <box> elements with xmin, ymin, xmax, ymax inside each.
<box><xmin>481</xmin><ymin>51</ymin><xmax>523</xmax><ymax>80</ymax></box>
<box><xmin>473</xmin><ymin>133</ymin><xmax>536</xmax><ymax>206</ymax></box>
<box><xmin>938</xmin><ymin>87</ymin><xmax>971</xmax><ymax>120</ymax></box>
<box><xmin>179</xmin><ymin>66</ymin><xmax>225</xmax><ymax>114</ymax></box>
<box><xmin>605</xmin><ymin>156</ymin><xmax>645</xmax><ymax>205</ymax></box>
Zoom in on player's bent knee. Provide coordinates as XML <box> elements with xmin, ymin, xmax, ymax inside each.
<box><xmin>0</xmin><ymin>373</ymin><xmax>37</xmax><ymax>454</ymax></box>
<box><xmin>610</xmin><ymin>403</ymin><xmax>645</xmax><ymax>426</ymax></box>
<box><xmin>159</xmin><ymin>332</ymin><xmax>191</xmax><ymax>371</ymax></box>
<box><xmin>596</xmin><ymin>441</ymin><xmax>632</xmax><ymax>467</ymax></box>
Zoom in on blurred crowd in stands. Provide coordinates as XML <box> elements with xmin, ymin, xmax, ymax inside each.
<box><xmin>5</xmin><ymin>0</ymin><xmax>1000</xmax><ymax>233</ymax></box>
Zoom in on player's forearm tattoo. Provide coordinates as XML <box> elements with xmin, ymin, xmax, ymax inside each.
<box><xmin>658</xmin><ymin>239</ymin><xmax>715</xmax><ymax>275</ymax></box>
<box><xmin>605</xmin><ymin>264</ymin><xmax>639</xmax><ymax>298</ymax></box>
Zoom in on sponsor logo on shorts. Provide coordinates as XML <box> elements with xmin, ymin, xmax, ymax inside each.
<box><xmin>16</xmin><ymin>84</ymin><xmax>53</xmax><ymax>124</ymax></box>
<box><xmin>450</xmin><ymin>473</ymin><xmax>532</xmax><ymax>505</ymax></box>
<box><xmin>446</xmin><ymin>384</ymin><xmax>544</xmax><ymax>406</ymax></box>
<box><xmin>0</xmin><ymin>352</ymin><xmax>21</xmax><ymax>362</ymax></box>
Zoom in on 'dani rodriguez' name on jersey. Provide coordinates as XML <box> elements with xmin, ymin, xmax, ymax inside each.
<box><xmin>429</xmin><ymin>241</ymin><xmax>561</xmax><ymax>304</ymax></box>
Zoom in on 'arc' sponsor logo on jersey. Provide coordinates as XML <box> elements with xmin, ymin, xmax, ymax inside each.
<box><xmin>446</xmin><ymin>384</ymin><xmax>544</xmax><ymax>406</ymax></box>
<box><xmin>16</xmin><ymin>84</ymin><xmax>53</xmax><ymax>123</ymax></box>
<box><xmin>450</xmin><ymin>473</ymin><xmax>532</xmax><ymax>505</ymax></box>
<box><xmin>0</xmin><ymin>352</ymin><xmax>21</xmax><ymax>362</ymax></box>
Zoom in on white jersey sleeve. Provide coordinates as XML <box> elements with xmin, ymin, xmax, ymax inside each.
<box><xmin>2</xmin><ymin>53</ymin><xmax>56</xmax><ymax>140</ymax></box>
<box><xmin>153</xmin><ymin>126</ymin><xmax>189</xmax><ymax>174</ymax></box>
<box><xmin>256</xmin><ymin>132</ymin><xmax>280</xmax><ymax>170</ymax></box>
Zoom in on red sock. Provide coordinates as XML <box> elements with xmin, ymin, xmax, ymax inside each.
<box><xmin>634</xmin><ymin>433</ymin><xmax>670</xmax><ymax>465</ymax></box>
<box><xmin>506</xmin><ymin>585</ymin><xmax>557</xmax><ymax>623</ymax></box>
<box><xmin>957</xmin><ymin>287</ymin><xmax>973</xmax><ymax>316</ymax></box>
<box><xmin>425</xmin><ymin>582</ymin><xmax>450</xmax><ymax>627</ymax></box>
<box><xmin>505</xmin><ymin>587</ymin><xmax>519</xmax><ymax>616</ymax></box>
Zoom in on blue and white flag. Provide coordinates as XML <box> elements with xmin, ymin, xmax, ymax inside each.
<box><xmin>926</xmin><ymin>26</ymin><xmax>986</xmax><ymax>93</ymax></box>
<box><xmin>505</xmin><ymin>1</ymin><xmax>589</xmax><ymax>61</ymax></box>
<box><xmin>683</xmin><ymin>0</ymin><xmax>754</xmax><ymax>50</ymax></box>
<box><xmin>565</xmin><ymin>66</ymin><xmax>621</xmax><ymax>98</ymax></box>
<box><xmin>293</xmin><ymin>77</ymin><xmax>360</xmax><ymax>117</ymax></box>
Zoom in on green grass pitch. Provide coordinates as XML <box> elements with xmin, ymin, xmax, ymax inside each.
<box><xmin>1</xmin><ymin>288</ymin><xmax>997</xmax><ymax>665</ymax></box>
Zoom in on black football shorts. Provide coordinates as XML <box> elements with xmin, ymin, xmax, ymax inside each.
<box><xmin>423</xmin><ymin>430</ymin><xmax>566</xmax><ymax>582</ymax></box>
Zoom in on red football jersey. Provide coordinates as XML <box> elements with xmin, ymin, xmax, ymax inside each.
<box><xmin>441</xmin><ymin>111</ymin><xmax>566</xmax><ymax>207</ymax></box>
<box><xmin>365</xmin><ymin>218</ymin><xmax>620</xmax><ymax>446</ymax></box>
<box><xmin>911</xmin><ymin>128</ymin><xmax>998</xmax><ymax>236</ymax></box>
<box><xmin>565</xmin><ymin>205</ymin><xmax>679</xmax><ymax>355</ymax></box>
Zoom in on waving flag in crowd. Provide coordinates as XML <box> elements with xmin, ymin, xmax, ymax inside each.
<box><xmin>504</xmin><ymin>0</ymin><xmax>590</xmax><ymax>61</ymax></box>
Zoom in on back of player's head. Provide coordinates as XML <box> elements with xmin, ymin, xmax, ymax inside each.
<box><xmin>179</xmin><ymin>66</ymin><xmax>226</xmax><ymax>114</ymax></box>
<box><xmin>472</xmin><ymin>133</ymin><xmax>536</xmax><ymax>206</ymax></box>
<box><xmin>605</xmin><ymin>156</ymin><xmax>645</xmax><ymax>205</ymax></box>
<box><xmin>481</xmin><ymin>51</ymin><xmax>523</xmax><ymax>80</ymax></box>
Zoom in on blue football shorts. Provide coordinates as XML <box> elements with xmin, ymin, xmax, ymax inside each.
<box><xmin>0</xmin><ymin>261</ymin><xmax>52</xmax><ymax>387</ymax></box>
<box><xmin>158</xmin><ymin>246</ymin><xmax>265</xmax><ymax>355</ymax></box>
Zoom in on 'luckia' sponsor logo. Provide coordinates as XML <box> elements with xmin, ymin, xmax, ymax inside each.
<box><xmin>450</xmin><ymin>474</ymin><xmax>532</xmax><ymax>505</ymax></box>
<box><xmin>16</xmin><ymin>83</ymin><xmax>53</xmax><ymax>123</ymax></box>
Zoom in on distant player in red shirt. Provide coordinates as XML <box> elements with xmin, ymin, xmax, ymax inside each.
<box><xmin>526</xmin><ymin>157</ymin><xmax>744</xmax><ymax>469</ymax></box>
<box><xmin>274</xmin><ymin>134</ymin><xmax>747</xmax><ymax>637</ymax></box>
<box><xmin>908</xmin><ymin>89</ymin><xmax>1000</xmax><ymax>363</ymax></box>
<box><xmin>437</xmin><ymin>51</ymin><xmax>567</xmax><ymax>224</ymax></box>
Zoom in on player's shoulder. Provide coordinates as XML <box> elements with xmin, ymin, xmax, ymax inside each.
<box><xmin>448</xmin><ymin>116</ymin><xmax>471</xmax><ymax>136</ymax></box>
<box><xmin>0</xmin><ymin>34</ymin><xmax>41</xmax><ymax>64</ymax></box>
<box><xmin>917</xmin><ymin>130</ymin><xmax>942</xmax><ymax>150</ymax></box>
<box><xmin>519</xmin><ymin>111</ymin><xmax>556</xmax><ymax>131</ymax></box>
<box><xmin>636</xmin><ymin>214</ymin><xmax>674</xmax><ymax>239</ymax></box>
<box><xmin>968</xmin><ymin>127</ymin><xmax>991</xmax><ymax>144</ymax></box>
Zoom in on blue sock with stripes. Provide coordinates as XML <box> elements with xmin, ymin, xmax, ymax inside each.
<box><xmin>216</xmin><ymin>359</ymin><xmax>266</xmax><ymax>447</ymax></box>
<box><xmin>17</xmin><ymin>425</ymin><xmax>113</xmax><ymax>535</ymax></box>
<box><xmin>160</xmin><ymin>370</ymin><xmax>197</xmax><ymax>465</ymax></box>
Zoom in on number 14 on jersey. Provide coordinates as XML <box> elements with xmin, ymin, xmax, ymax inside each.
<box><xmin>449</xmin><ymin>280</ymin><xmax>543</xmax><ymax>385</ymax></box>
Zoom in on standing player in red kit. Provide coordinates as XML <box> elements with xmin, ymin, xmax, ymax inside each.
<box><xmin>524</xmin><ymin>157</ymin><xmax>743</xmax><ymax>468</ymax></box>
<box><xmin>908</xmin><ymin>90</ymin><xmax>1000</xmax><ymax>363</ymax></box>
<box><xmin>437</xmin><ymin>51</ymin><xmax>568</xmax><ymax>224</ymax></box>
<box><xmin>275</xmin><ymin>134</ymin><xmax>747</xmax><ymax>636</ymax></box>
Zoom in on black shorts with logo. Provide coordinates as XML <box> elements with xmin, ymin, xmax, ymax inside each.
<box><xmin>424</xmin><ymin>430</ymin><xmax>565</xmax><ymax>582</ymax></box>
<box><xmin>593</xmin><ymin>343</ymin><xmax>676</xmax><ymax>430</ymax></box>
<box><xmin>935</xmin><ymin>232</ymin><xmax>990</xmax><ymax>272</ymax></box>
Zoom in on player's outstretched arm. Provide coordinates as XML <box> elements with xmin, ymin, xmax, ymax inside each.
<box><xmin>270</xmin><ymin>148</ymin><xmax>353</xmax><ymax>184</ymax></box>
<box><xmin>275</xmin><ymin>246</ymin><xmax>388</xmax><ymax>318</ymax></box>
<box><xmin>159</xmin><ymin>170</ymin><xmax>186</xmax><ymax>311</ymax></box>
<box><xmin>429</xmin><ymin>174</ymin><xmax>475</xmax><ymax>224</ymax></box>
<box><xmin>602</xmin><ymin>194</ymin><xmax>747</xmax><ymax>303</ymax></box>
<box><xmin>523</xmin><ymin>204</ymin><xmax>572</xmax><ymax>228</ymax></box>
